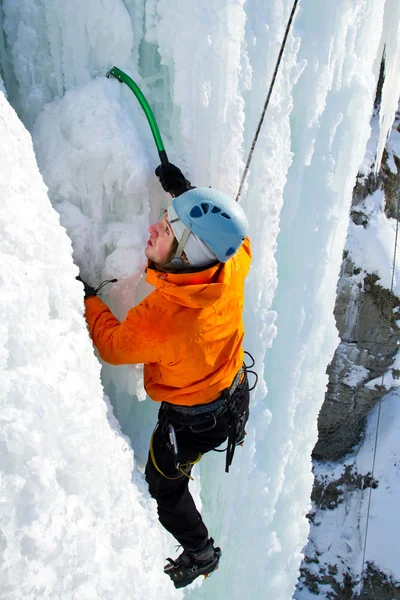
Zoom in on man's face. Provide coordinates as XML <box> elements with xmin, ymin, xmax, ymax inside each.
<box><xmin>145</xmin><ymin>212</ymin><xmax>175</xmax><ymax>264</ymax></box>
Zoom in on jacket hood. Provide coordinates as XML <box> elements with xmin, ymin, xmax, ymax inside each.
<box><xmin>145</xmin><ymin>262</ymin><xmax>229</xmax><ymax>308</ymax></box>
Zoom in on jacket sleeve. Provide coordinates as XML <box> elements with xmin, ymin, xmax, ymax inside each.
<box><xmin>84</xmin><ymin>295</ymin><xmax>165</xmax><ymax>365</ymax></box>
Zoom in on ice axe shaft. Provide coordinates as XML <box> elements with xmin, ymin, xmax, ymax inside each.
<box><xmin>106</xmin><ymin>66</ymin><xmax>169</xmax><ymax>167</ymax></box>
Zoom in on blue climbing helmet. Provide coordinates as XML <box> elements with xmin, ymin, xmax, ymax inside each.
<box><xmin>169</xmin><ymin>188</ymin><xmax>248</xmax><ymax>263</ymax></box>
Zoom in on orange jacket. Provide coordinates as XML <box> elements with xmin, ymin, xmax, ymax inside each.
<box><xmin>84</xmin><ymin>238</ymin><xmax>251</xmax><ymax>406</ymax></box>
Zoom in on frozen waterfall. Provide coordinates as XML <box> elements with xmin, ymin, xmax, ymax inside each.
<box><xmin>1</xmin><ymin>1</ymin><xmax>400</xmax><ymax>599</ymax></box>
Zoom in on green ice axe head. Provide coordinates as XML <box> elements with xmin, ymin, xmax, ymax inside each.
<box><xmin>106</xmin><ymin>66</ymin><xmax>169</xmax><ymax>167</ymax></box>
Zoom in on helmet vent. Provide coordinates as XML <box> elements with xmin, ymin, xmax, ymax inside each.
<box><xmin>201</xmin><ymin>203</ymin><xmax>210</xmax><ymax>214</ymax></box>
<box><xmin>226</xmin><ymin>247</ymin><xmax>235</xmax><ymax>256</ymax></box>
<box><xmin>211</xmin><ymin>206</ymin><xmax>221</xmax><ymax>214</ymax></box>
<box><xmin>190</xmin><ymin>206</ymin><xmax>203</xmax><ymax>218</ymax></box>
<box><xmin>221</xmin><ymin>212</ymin><xmax>231</xmax><ymax>219</ymax></box>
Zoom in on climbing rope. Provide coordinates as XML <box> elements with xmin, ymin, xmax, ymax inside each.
<box><xmin>359</xmin><ymin>185</ymin><xmax>399</xmax><ymax>595</ymax></box>
<box><xmin>149</xmin><ymin>424</ymin><xmax>202</xmax><ymax>481</ymax></box>
<box><xmin>235</xmin><ymin>0</ymin><xmax>299</xmax><ymax>202</ymax></box>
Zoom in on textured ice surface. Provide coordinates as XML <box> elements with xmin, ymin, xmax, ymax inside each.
<box><xmin>1</xmin><ymin>0</ymin><xmax>134</xmax><ymax>128</ymax></box>
<box><xmin>1</xmin><ymin>1</ymin><xmax>400</xmax><ymax>599</ymax></box>
<box><xmin>0</xmin><ymin>90</ymin><xmax>182</xmax><ymax>599</ymax></box>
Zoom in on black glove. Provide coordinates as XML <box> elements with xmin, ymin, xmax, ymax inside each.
<box><xmin>76</xmin><ymin>275</ymin><xmax>118</xmax><ymax>300</ymax></box>
<box><xmin>155</xmin><ymin>163</ymin><xmax>193</xmax><ymax>197</ymax></box>
<box><xmin>76</xmin><ymin>275</ymin><xmax>97</xmax><ymax>299</ymax></box>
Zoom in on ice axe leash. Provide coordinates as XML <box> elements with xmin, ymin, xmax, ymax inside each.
<box><xmin>106</xmin><ymin>66</ymin><xmax>169</xmax><ymax>167</ymax></box>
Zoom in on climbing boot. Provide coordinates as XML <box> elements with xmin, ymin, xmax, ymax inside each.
<box><xmin>164</xmin><ymin>538</ymin><xmax>221</xmax><ymax>589</ymax></box>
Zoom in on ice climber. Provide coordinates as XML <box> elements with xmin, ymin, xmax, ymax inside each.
<box><xmin>79</xmin><ymin>164</ymin><xmax>254</xmax><ymax>589</ymax></box>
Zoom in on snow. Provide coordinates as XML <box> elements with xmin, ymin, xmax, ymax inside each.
<box><xmin>346</xmin><ymin>112</ymin><xmax>400</xmax><ymax>296</ymax></box>
<box><xmin>0</xmin><ymin>90</ymin><xmax>181</xmax><ymax>599</ymax></box>
<box><xmin>1</xmin><ymin>1</ymin><xmax>400</xmax><ymax>599</ymax></box>
<box><xmin>387</xmin><ymin>114</ymin><xmax>400</xmax><ymax>162</ymax></box>
<box><xmin>342</xmin><ymin>365</ymin><xmax>370</xmax><ymax>388</ymax></box>
<box><xmin>32</xmin><ymin>78</ymin><xmax>154</xmax><ymax>282</ymax></box>
<box><xmin>295</xmin><ymin>389</ymin><xmax>400</xmax><ymax>599</ymax></box>
<box><xmin>365</xmin><ymin>351</ymin><xmax>400</xmax><ymax>391</ymax></box>
<box><xmin>358</xmin><ymin>390</ymin><xmax>400</xmax><ymax>578</ymax></box>
<box><xmin>360</xmin><ymin>116</ymin><xmax>382</xmax><ymax>175</ymax></box>
<box><xmin>346</xmin><ymin>187</ymin><xmax>400</xmax><ymax>296</ymax></box>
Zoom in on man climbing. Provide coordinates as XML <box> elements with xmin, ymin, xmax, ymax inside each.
<box><xmin>79</xmin><ymin>164</ymin><xmax>253</xmax><ymax>589</ymax></box>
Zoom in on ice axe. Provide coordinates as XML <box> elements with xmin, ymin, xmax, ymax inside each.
<box><xmin>106</xmin><ymin>66</ymin><xmax>169</xmax><ymax>167</ymax></box>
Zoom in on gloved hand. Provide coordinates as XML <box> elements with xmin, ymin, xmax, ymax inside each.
<box><xmin>155</xmin><ymin>163</ymin><xmax>193</xmax><ymax>197</ymax></box>
<box><xmin>76</xmin><ymin>275</ymin><xmax>97</xmax><ymax>299</ymax></box>
<box><xmin>76</xmin><ymin>275</ymin><xmax>118</xmax><ymax>300</ymax></box>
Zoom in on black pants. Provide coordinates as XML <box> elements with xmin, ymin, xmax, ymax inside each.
<box><xmin>145</xmin><ymin>385</ymin><xmax>249</xmax><ymax>551</ymax></box>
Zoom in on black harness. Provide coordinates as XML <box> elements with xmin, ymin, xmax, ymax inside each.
<box><xmin>158</xmin><ymin>352</ymin><xmax>257</xmax><ymax>473</ymax></box>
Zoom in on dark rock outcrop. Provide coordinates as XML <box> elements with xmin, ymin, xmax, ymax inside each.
<box><xmin>313</xmin><ymin>262</ymin><xmax>400</xmax><ymax>461</ymax></box>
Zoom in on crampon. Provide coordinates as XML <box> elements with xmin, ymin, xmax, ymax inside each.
<box><xmin>164</xmin><ymin>538</ymin><xmax>221</xmax><ymax>589</ymax></box>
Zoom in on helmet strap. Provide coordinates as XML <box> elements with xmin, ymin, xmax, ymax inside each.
<box><xmin>174</xmin><ymin>226</ymin><xmax>191</xmax><ymax>261</ymax></box>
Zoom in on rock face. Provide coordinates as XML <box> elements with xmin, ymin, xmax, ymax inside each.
<box><xmin>313</xmin><ymin>258</ymin><xmax>400</xmax><ymax>461</ymax></box>
<box><xmin>359</xmin><ymin>564</ymin><xmax>400</xmax><ymax>600</ymax></box>
<box><xmin>313</xmin><ymin>145</ymin><xmax>400</xmax><ymax>461</ymax></box>
<box><xmin>298</xmin><ymin>560</ymin><xmax>400</xmax><ymax>599</ymax></box>
<box><xmin>297</xmin><ymin>89</ymin><xmax>400</xmax><ymax>599</ymax></box>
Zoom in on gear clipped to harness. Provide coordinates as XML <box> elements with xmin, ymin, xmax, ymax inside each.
<box><xmin>214</xmin><ymin>351</ymin><xmax>258</xmax><ymax>473</ymax></box>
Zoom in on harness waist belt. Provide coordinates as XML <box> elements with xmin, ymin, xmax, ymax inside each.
<box><xmin>162</xmin><ymin>367</ymin><xmax>244</xmax><ymax>417</ymax></box>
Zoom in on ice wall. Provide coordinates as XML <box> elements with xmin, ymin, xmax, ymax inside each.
<box><xmin>262</xmin><ymin>1</ymin><xmax>400</xmax><ymax>595</ymax></box>
<box><xmin>1</xmin><ymin>1</ymin><xmax>400</xmax><ymax>599</ymax></box>
<box><xmin>0</xmin><ymin>0</ymin><xmax>135</xmax><ymax>128</ymax></box>
<box><xmin>0</xmin><ymin>90</ymin><xmax>181</xmax><ymax>599</ymax></box>
<box><xmin>375</xmin><ymin>0</ymin><xmax>400</xmax><ymax>169</ymax></box>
